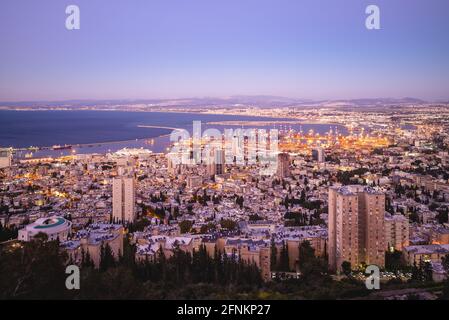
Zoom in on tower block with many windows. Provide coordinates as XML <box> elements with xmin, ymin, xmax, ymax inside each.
<box><xmin>328</xmin><ymin>185</ymin><xmax>385</xmax><ymax>272</ymax></box>
<box><xmin>112</xmin><ymin>176</ymin><xmax>136</xmax><ymax>224</ymax></box>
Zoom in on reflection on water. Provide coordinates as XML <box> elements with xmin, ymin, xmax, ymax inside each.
<box><xmin>14</xmin><ymin>122</ymin><xmax>348</xmax><ymax>159</ymax></box>
<box><xmin>15</xmin><ymin>135</ymin><xmax>172</xmax><ymax>159</ymax></box>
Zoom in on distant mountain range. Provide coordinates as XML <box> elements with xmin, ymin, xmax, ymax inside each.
<box><xmin>0</xmin><ymin>96</ymin><xmax>446</xmax><ymax>109</ymax></box>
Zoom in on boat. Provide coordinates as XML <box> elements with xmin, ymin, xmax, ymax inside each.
<box><xmin>52</xmin><ymin>145</ymin><xmax>72</xmax><ymax>150</ymax></box>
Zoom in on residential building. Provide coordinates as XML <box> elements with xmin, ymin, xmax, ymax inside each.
<box><xmin>277</xmin><ymin>153</ymin><xmax>290</xmax><ymax>178</ymax></box>
<box><xmin>328</xmin><ymin>185</ymin><xmax>386</xmax><ymax>272</ymax></box>
<box><xmin>112</xmin><ymin>176</ymin><xmax>136</xmax><ymax>224</ymax></box>
<box><xmin>385</xmin><ymin>213</ymin><xmax>409</xmax><ymax>251</ymax></box>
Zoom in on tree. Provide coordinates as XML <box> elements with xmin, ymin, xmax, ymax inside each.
<box><xmin>423</xmin><ymin>261</ymin><xmax>433</xmax><ymax>282</ymax></box>
<box><xmin>179</xmin><ymin>220</ymin><xmax>193</xmax><ymax>234</ymax></box>
<box><xmin>411</xmin><ymin>259</ymin><xmax>432</xmax><ymax>283</ymax></box>
<box><xmin>442</xmin><ymin>254</ymin><xmax>449</xmax><ymax>274</ymax></box>
<box><xmin>385</xmin><ymin>250</ymin><xmax>404</xmax><ymax>271</ymax></box>
<box><xmin>298</xmin><ymin>241</ymin><xmax>327</xmax><ymax>278</ymax></box>
<box><xmin>411</xmin><ymin>261</ymin><xmax>423</xmax><ymax>282</ymax></box>
<box><xmin>284</xmin><ymin>211</ymin><xmax>306</xmax><ymax>226</ymax></box>
<box><xmin>437</xmin><ymin>211</ymin><xmax>449</xmax><ymax>224</ymax></box>
<box><xmin>0</xmin><ymin>223</ymin><xmax>18</xmax><ymax>242</ymax></box>
<box><xmin>118</xmin><ymin>236</ymin><xmax>136</xmax><ymax>268</ymax></box>
<box><xmin>299</xmin><ymin>190</ymin><xmax>306</xmax><ymax>204</ymax></box>
<box><xmin>249</xmin><ymin>214</ymin><xmax>263</xmax><ymax>221</ymax></box>
<box><xmin>235</xmin><ymin>196</ymin><xmax>244</xmax><ymax>209</ymax></box>
<box><xmin>270</xmin><ymin>238</ymin><xmax>277</xmax><ymax>271</ymax></box>
<box><xmin>441</xmin><ymin>254</ymin><xmax>449</xmax><ymax>299</ymax></box>
<box><xmin>128</xmin><ymin>218</ymin><xmax>152</xmax><ymax>233</ymax></box>
<box><xmin>220</xmin><ymin>219</ymin><xmax>237</xmax><ymax>231</ymax></box>
<box><xmin>0</xmin><ymin>236</ymin><xmax>69</xmax><ymax>299</ymax></box>
<box><xmin>78</xmin><ymin>266</ymin><xmax>143</xmax><ymax>299</ymax></box>
<box><xmin>278</xmin><ymin>241</ymin><xmax>290</xmax><ymax>272</ymax></box>
<box><xmin>284</xmin><ymin>195</ymin><xmax>290</xmax><ymax>209</ymax></box>
<box><xmin>298</xmin><ymin>241</ymin><xmax>315</xmax><ymax>271</ymax></box>
<box><xmin>409</xmin><ymin>211</ymin><xmax>420</xmax><ymax>224</ymax></box>
<box><xmin>200</xmin><ymin>222</ymin><xmax>215</xmax><ymax>234</ymax></box>
<box><xmin>341</xmin><ymin>261</ymin><xmax>352</xmax><ymax>277</ymax></box>
<box><xmin>99</xmin><ymin>243</ymin><xmax>116</xmax><ymax>272</ymax></box>
<box><xmin>81</xmin><ymin>247</ymin><xmax>94</xmax><ymax>268</ymax></box>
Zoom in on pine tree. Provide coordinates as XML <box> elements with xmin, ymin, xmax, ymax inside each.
<box><xmin>99</xmin><ymin>243</ymin><xmax>116</xmax><ymax>272</ymax></box>
<box><xmin>279</xmin><ymin>241</ymin><xmax>290</xmax><ymax>272</ymax></box>
<box><xmin>423</xmin><ymin>261</ymin><xmax>433</xmax><ymax>282</ymax></box>
<box><xmin>270</xmin><ymin>237</ymin><xmax>277</xmax><ymax>271</ymax></box>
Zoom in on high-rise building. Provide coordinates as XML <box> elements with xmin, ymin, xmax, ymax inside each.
<box><xmin>167</xmin><ymin>154</ymin><xmax>180</xmax><ymax>175</ymax></box>
<box><xmin>187</xmin><ymin>175</ymin><xmax>202</xmax><ymax>189</ymax></box>
<box><xmin>207</xmin><ymin>148</ymin><xmax>225</xmax><ymax>177</ymax></box>
<box><xmin>0</xmin><ymin>148</ymin><xmax>12</xmax><ymax>169</ymax></box>
<box><xmin>112</xmin><ymin>176</ymin><xmax>136</xmax><ymax>224</ymax></box>
<box><xmin>312</xmin><ymin>147</ymin><xmax>325</xmax><ymax>163</ymax></box>
<box><xmin>328</xmin><ymin>185</ymin><xmax>385</xmax><ymax>272</ymax></box>
<box><xmin>384</xmin><ymin>213</ymin><xmax>409</xmax><ymax>252</ymax></box>
<box><xmin>277</xmin><ymin>153</ymin><xmax>290</xmax><ymax>178</ymax></box>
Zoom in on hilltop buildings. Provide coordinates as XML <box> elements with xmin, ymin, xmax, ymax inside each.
<box><xmin>135</xmin><ymin>233</ymin><xmax>272</xmax><ymax>281</ymax></box>
<box><xmin>61</xmin><ymin>223</ymin><xmax>124</xmax><ymax>268</ymax></box>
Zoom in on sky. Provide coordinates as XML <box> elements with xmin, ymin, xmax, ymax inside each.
<box><xmin>0</xmin><ymin>0</ymin><xmax>448</xmax><ymax>102</ymax></box>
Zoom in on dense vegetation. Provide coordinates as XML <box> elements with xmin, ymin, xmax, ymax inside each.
<box><xmin>0</xmin><ymin>236</ymin><xmax>262</xmax><ymax>299</ymax></box>
<box><xmin>0</xmin><ymin>222</ymin><xmax>18</xmax><ymax>242</ymax></box>
<box><xmin>1</xmin><ymin>235</ymin><xmax>449</xmax><ymax>300</ymax></box>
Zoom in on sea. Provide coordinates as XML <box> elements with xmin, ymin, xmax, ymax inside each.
<box><xmin>0</xmin><ymin>110</ymin><xmax>348</xmax><ymax>159</ymax></box>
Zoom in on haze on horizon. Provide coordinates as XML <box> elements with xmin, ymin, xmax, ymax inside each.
<box><xmin>1</xmin><ymin>0</ymin><xmax>449</xmax><ymax>102</ymax></box>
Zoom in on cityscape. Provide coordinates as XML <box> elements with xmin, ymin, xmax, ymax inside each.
<box><xmin>1</xmin><ymin>102</ymin><xmax>449</xmax><ymax>300</ymax></box>
<box><xmin>1</xmin><ymin>0</ymin><xmax>449</xmax><ymax>308</ymax></box>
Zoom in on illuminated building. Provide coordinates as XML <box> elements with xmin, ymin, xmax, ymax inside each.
<box><xmin>112</xmin><ymin>176</ymin><xmax>136</xmax><ymax>224</ymax></box>
<box><xmin>328</xmin><ymin>185</ymin><xmax>385</xmax><ymax>272</ymax></box>
<box><xmin>0</xmin><ymin>148</ymin><xmax>12</xmax><ymax>169</ymax></box>
<box><xmin>207</xmin><ymin>148</ymin><xmax>225</xmax><ymax>177</ymax></box>
<box><xmin>18</xmin><ymin>216</ymin><xmax>72</xmax><ymax>242</ymax></box>
<box><xmin>277</xmin><ymin>153</ymin><xmax>290</xmax><ymax>178</ymax></box>
<box><xmin>61</xmin><ymin>224</ymin><xmax>124</xmax><ymax>268</ymax></box>
<box><xmin>312</xmin><ymin>147</ymin><xmax>325</xmax><ymax>163</ymax></box>
<box><xmin>187</xmin><ymin>175</ymin><xmax>202</xmax><ymax>189</ymax></box>
<box><xmin>385</xmin><ymin>213</ymin><xmax>409</xmax><ymax>251</ymax></box>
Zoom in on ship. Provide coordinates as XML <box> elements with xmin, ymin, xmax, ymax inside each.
<box><xmin>52</xmin><ymin>144</ymin><xmax>72</xmax><ymax>150</ymax></box>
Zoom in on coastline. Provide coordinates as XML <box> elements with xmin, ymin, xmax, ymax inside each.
<box><xmin>1</xmin><ymin>110</ymin><xmax>348</xmax><ymax>159</ymax></box>
<box><xmin>0</xmin><ymin>109</ymin><xmax>288</xmax><ymax>149</ymax></box>
<box><xmin>0</xmin><ymin>107</ymin><xmax>345</xmax><ymax>126</ymax></box>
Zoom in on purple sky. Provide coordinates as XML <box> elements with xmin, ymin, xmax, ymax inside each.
<box><xmin>0</xmin><ymin>0</ymin><xmax>449</xmax><ymax>101</ymax></box>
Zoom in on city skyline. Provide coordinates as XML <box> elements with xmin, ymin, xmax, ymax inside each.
<box><xmin>1</xmin><ymin>0</ymin><xmax>449</xmax><ymax>304</ymax></box>
<box><xmin>2</xmin><ymin>104</ymin><xmax>449</xmax><ymax>301</ymax></box>
<box><xmin>1</xmin><ymin>0</ymin><xmax>449</xmax><ymax>102</ymax></box>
